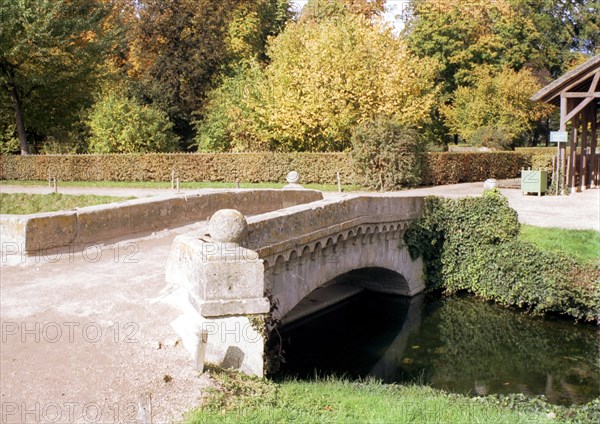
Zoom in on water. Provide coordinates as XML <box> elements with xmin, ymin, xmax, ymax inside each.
<box><xmin>277</xmin><ymin>291</ymin><xmax>600</xmax><ymax>405</ymax></box>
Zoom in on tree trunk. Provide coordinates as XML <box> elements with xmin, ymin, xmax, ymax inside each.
<box><xmin>8</xmin><ymin>81</ymin><xmax>29</xmax><ymax>155</ymax></box>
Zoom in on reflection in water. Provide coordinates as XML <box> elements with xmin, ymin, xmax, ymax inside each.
<box><xmin>278</xmin><ymin>292</ymin><xmax>599</xmax><ymax>405</ymax></box>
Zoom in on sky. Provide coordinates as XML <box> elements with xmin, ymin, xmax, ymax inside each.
<box><xmin>291</xmin><ymin>1</ymin><xmax>411</xmax><ymax>31</ymax></box>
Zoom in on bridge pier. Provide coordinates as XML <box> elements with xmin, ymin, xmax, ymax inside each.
<box><xmin>166</xmin><ymin>210</ymin><xmax>270</xmax><ymax>376</ymax></box>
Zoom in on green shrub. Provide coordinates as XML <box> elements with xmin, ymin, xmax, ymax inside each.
<box><xmin>404</xmin><ymin>191</ymin><xmax>599</xmax><ymax>321</ymax></box>
<box><xmin>87</xmin><ymin>92</ymin><xmax>179</xmax><ymax>153</ymax></box>
<box><xmin>351</xmin><ymin>118</ymin><xmax>424</xmax><ymax>190</ymax></box>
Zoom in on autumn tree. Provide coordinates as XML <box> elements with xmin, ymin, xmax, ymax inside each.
<box><xmin>260</xmin><ymin>5</ymin><xmax>438</xmax><ymax>151</ymax></box>
<box><xmin>196</xmin><ymin>0</ymin><xmax>437</xmax><ymax>152</ymax></box>
<box><xmin>225</xmin><ymin>0</ymin><xmax>292</xmax><ymax>67</ymax></box>
<box><xmin>441</xmin><ymin>66</ymin><xmax>551</xmax><ymax>149</ymax></box>
<box><xmin>125</xmin><ymin>0</ymin><xmax>291</xmax><ymax>146</ymax></box>
<box><xmin>0</xmin><ymin>0</ymin><xmax>113</xmax><ymax>154</ymax></box>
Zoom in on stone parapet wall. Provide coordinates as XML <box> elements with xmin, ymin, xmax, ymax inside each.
<box><xmin>0</xmin><ymin>189</ymin><xmax>323</xmax><ymax>254</ymax></box>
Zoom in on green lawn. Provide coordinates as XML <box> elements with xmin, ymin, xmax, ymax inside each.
<box><xmin>186</xmin><ymin>371</ymin><xmax>562</xmax><ymax>424</ymax></box>
<box><xmin>0</xmin><ymin>193</ymin><xmax>131</xmax><ymax>214</ymax></box>
<box><xmin>519</xmin><ymin>225</ymin><xmax>600</xmax><ymax>265</ymax></box>
<box><xmin>0</xmin><ymin>180</ymin><xmax>364</xmax><ymax>192</ymax></box>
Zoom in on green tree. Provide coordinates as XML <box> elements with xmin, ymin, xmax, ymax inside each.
<box><xmin>87</xmin><ymin>92</ymin><xmax>178</xmax><ymax>153</ymax></box>
<box><xmin>510</xmin><ymin>0</ymin><xmax>599</xmax><ymax>75</ymax></box>
<box><xmin>0</xmin><ymin>0</ymin><xmax>112</xmax><ymax>154</ymax></box>
<box><xmin>404</xmin><ymin>0</ymin><xmax>539</xmax><ymax>96</ymax></box>
<box><xmin>441</xmin><ymin>66</ymin><xmax>551</xmax><ymax>149</ymax></box>
<box><xmin>194</xmin><ymin>63</ymin><xmax>269</xmax><ymax>152</ymax></box>
<box><xmin>351</xmin><ymin>117</ymin><xmax>424</xmax><ymax>190</ymax></box>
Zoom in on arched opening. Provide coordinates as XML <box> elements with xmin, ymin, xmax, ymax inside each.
<box><xmin>281</xmin><ymin>267</ymin><xmax>411</xmax><ymax>325</ymax></box>
<box><xmin>274</xmin><ymin>282</ymin><xmax>424</xmax><ymax>382</ymax></box>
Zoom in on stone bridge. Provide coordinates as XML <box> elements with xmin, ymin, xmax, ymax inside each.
<box><xmin>165</xmin><ymin>195</ymin><xmax>425</xmax><ymax>376</ymax></box>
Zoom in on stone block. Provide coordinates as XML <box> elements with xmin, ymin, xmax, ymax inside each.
<box><xmin>76</xmin><ymin>204</ymin><xmax>131</xmax><ymax>244</ymax></box>
<box><xmin>25</xmin><ymin>212</ymin><xmax>77</xmax><ymax>252</ymax></box>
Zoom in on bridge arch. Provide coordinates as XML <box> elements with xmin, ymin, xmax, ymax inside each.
<box><xmin>264</xmin><ymin>220</ymin><xmax>424</xmax><ymax>320</ymax></box>
<box><xmin>282</xmin><ymin>267</ymin><xmax>414</xmax><ymax>324</ymax></box>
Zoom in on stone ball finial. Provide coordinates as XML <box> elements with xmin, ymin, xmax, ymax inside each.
<box><xmin>483</xmin><ymin>178</ymin><xmax>498</xmax><ymax>191</ymax></box>
<box><xmin>286</xmin><ymin>171</ymin><xmax>300</xmax><ymax>184</ymax></box>
<box><xmin>209</xmin><ymin>209</ymin><xmax>248</xmax><ymax>244</ymax></box>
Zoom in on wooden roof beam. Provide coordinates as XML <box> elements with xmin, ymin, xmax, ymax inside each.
<box><xmin>562</xmin><ymin>92</ymin><xmax>600</xmax><ymax>98</ymax></box>
<box><xmin>564</xmin><ymin>97</ymin><xmax>595</xmax><ymax>123</ymax></box>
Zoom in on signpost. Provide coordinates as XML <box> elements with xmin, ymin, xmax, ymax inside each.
<box><xmin>549</xmin><ymin>131</ymin><xmax>568</xmax><ymax>143</ymax></box>
<box><xmin>549</xmin><ymin>131</ymin><xmax>568</xmax><ymax>194</ymax></box>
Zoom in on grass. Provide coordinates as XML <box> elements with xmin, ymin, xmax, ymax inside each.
<box><xmin>0</xmin><ymin>180</ymin><xmax>364</xmax><ymax>192</ymax></box>
<box><xmin>519</xmin><ymin>225</ymin><xmax>600</xmax><ymax>265</ymax></box>
<box><xmin>185</xmin><ymin>369</ymin><xmax>567</xmax><ymax>424</ymax></box>
<box><xmin>0</xmin><ymin>193</ymin><xmax>132</xmax><ymax>214</ymax></box>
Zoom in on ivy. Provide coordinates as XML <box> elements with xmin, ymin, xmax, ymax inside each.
<box><xmin>404</xmin><ymin>190</ymin><xmax>600</xmax><ymax>321</ymax></box>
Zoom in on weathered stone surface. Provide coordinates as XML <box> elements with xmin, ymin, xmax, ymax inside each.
<box><xmin>0</xmin><ymin>189</ymin><xmax>322</xmax><ymax>254</ymax></box>
<box><xmin>208</xmin><ymin>209</ymin><xmax>248</xmax><ymax>244</ymax></box>
<box><xmin>25</xmin><ymin>212</ymin><xmax>77</xmax><ymax>251</ymax></box>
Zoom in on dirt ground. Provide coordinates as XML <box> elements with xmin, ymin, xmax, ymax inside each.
<box><xmin>0</xmin><ymin>182</ymin><xmax>598</xmax><ymax>423</ymax></box>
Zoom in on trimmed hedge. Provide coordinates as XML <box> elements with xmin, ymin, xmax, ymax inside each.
<box><xmin>404</xmin><ymin>191</ymin><xmax>600</xmax><ymax>321</ymax></box>
<box><xmin>421</xmin><ymin>152</ymin><xmax>529</xmax><ymax>185</ymax></box>
<box><xmin>0</xmin><ymin>151</ymin><xmax>530</xmax><ymax>187</ymax></box>
<box><xmin>515</xmin><ymin>147</ymin><xmax>556</xmax><ymax>178</ymax></box>
<box><xmin>0</xmin><ymin>153</ymin><xmax>357</xmax><ymax>185</ymax></box>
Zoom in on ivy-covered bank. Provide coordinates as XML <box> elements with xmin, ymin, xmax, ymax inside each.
<box><xmin>404</xmin><ymin>191</ymin><xmax>599</xmax><ymax>321</ymax></box>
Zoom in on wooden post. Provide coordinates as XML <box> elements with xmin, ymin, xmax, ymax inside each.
<box><xmin>559</xmin><ymin>94</ymin><xmax>568</xmax><ymax>194</ymax></box>
<box><xmin>53</xmin><ymin>177</ymin><xmax>57</xmax><ymax>194</ymax></box>
<box><xmin>568</xmin><ymin>111</ymin><xmax>579</xmax><ymax>192</ymax></box>
<box><xmin>580</xmin><ymin>107</ymin><xmax>588</xmax><ymax>191</ymax></box>
<box><xmin>591</xmin><ymin>102</ymin><xmax>598</xmax><ymax>187</ymax></box>
<box><xmin>337</xmin><ymin>172</ymin><xmax>342</xmax><ymax>193</ymax></box>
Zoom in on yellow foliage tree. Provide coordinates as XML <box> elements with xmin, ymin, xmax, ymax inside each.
<box><xmin>259</xmin><ymin>12</ymin><xmax>439</xmax><ymax>151</ymax></box>
<box><xmin>441</xmin><ymin>66</ymin><xmax>552</xmax><ymax>149</ymax></box>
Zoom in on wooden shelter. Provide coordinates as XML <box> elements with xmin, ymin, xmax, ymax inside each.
<box><xmin>531</xmin><ymin>54</ymin><xmax>600</xmax><ymax>194</ymax></box>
